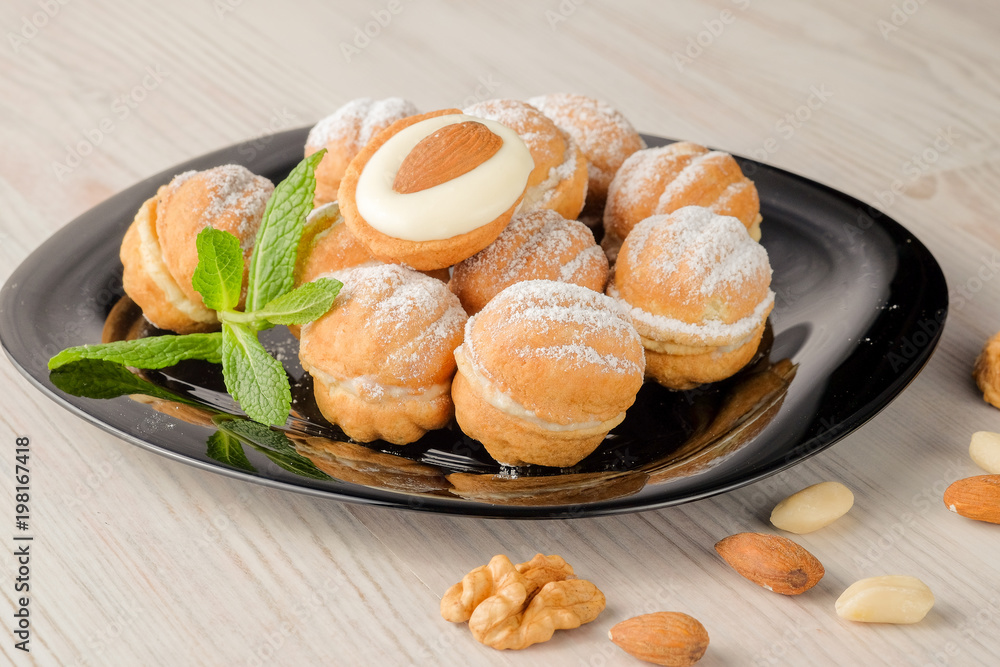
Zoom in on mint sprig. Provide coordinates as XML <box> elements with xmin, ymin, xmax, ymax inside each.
<box><xmin>48</xmin><ymin>152</ymin><xmax>340</xmax><ymax>427</ymax></box>
<box><xmin>246</xmin><ymin>150</ymin><xmax>326</xmax><ymax>312</ymax></box>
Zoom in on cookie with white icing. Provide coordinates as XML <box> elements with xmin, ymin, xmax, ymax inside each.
<box><xmin>338</xmin><ymin>108</ymin><xmax>534</xmax><ymax>271</ymax></box>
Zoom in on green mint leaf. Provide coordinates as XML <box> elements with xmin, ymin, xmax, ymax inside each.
<box><xmin>48</xmin><ymin>333</ymin><xmax>223</xmax><ymax>370</ymax></box>
<box><xmin>206</xmin><ymin>430</ymin><xmax>256</xmax><ymax>473</ymax></box>
<box><xmin>254</xmin><ymin>278</ymin><xmax>342</xmax><ymax>326</ymax></box>
<box><xmin>221</xmin><ymin>322</ymin><xmax>291</xmax><ymax>426</ymax></box>
<box><xmin>250</xmin><ymin>446</ymin><xmax>332</xmax><ymax>480</ymax></box>
<box><xmin>217</xmin><ymin>417</ymin><xmax>297</xmax><ymax>455</ymax></box>
<box><xmin>245</xmin><ymin>150</ymin><xmax>326</xmax><ymax>312</ymax></box>
<box><xmin>192</xmin><ymin>227</ymin><xmax>244</xmax><ymax>312</ymax></box>
<box><xmin>295</xmin><ymin>201</ymin><xmax>342</xmax><ymax>284</ymax></box>
<box><xmin>217</xmin><ymin>418</ymin><xmax>331</xmax><ymax>480</ymax></box>
<box><xmin>49</xmin><ymin>359</ymin><xmax>195</xmax><ymax>404</ymax></box>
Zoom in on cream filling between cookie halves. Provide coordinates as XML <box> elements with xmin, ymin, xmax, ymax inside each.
<box><xmin>135</xmin><ymin>199</ymin><xmax>218</xmax><ymax>325</ymax></box>
<box><xmin>520</xmin><ymin>132</ymin><xmax>581</xmax><ymax>212</ymax></box>
<box><xmin>608</xmin><ymin>284</ymin><xmax>774</xmax><ymax>351</ymax></box>
<box><xmin>304</xmin><ymin>363</ymin><xmax>451</xmax><ymax>405</ymax></box>
<box><xmin>454</xmin><ymin>342</ymin><xmax>625</xmax><ymax>435</ymax></box>
<box><xmin>355</xmin><ymin>114</ymin><xmax>534</xmax><ymax>241</ymax></box>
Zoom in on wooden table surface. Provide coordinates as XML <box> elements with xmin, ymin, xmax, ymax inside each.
<box><xmin>2</xmin><ymin>1</ymin><xmax>999</xmax><ymax>665</ymax></box>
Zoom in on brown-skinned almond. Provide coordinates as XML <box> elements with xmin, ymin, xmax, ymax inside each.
<box><xmin>609</xmin><ymin>612</ymin><xmax>709</xmax><ymax>667</ymax></box>
<box><xmin>714</xmin><ymin>532</ymin><xmax>824</xmax><ymax>595</ymax></box>
<box><xmin>943</xmin><ymin>475</ymin><xmax>1000</xmax><ymax>524</ymax></box>
<box><xmin>393</xmin><ymin>121</ymin><xmax>502</xmax><ymax>194</ymax></box>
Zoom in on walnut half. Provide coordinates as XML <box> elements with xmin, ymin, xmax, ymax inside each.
<box><xmin>441</xmin><ymin>553</ymin><xmax>605</xmax><ymax>650</ymax></box>
<box><xmin>974</xmin><ymin>331</ymin><xmax>1000</xmax><ymax>409</ymax></box>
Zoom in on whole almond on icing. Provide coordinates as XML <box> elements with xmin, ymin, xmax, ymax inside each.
<box><xmin>943</xmin><ymin>475</ymin><xmax>1000</xmax><ymax>524</ymax></box>
<box><xmin>393</xmin><ymin>121</ymin><xmax>502</xmax><ymax>193</ymax></box>
<box><xmin>609</xmin><ymin>612</ymin><xmax>709</xmax><ymax>667</ymax></box>
<box><xmin>714</xmin><ymin>532</ymin><xmax>824</xmax><ymax>595</ymax></box>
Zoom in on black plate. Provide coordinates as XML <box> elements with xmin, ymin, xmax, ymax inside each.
<box><xmin>0</xmin><ymin>130</ymin><xmax>948</xmax><ymax>517</ymax></box>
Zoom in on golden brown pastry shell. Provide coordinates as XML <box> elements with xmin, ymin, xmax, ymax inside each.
<box><xmin>613</xmin><ymin>212</ymin><xmax>771</xmax><ymax>331</ymax></box>
<box><xmin>295</xmin><ymin>204</ymin><xmax>378</xmax><ymax>287</ymax></box>
<box><xmin>305</xmin><ymin>98</ymin><xmax>418</xmax><ymax>207</ymax></box>
<box><xmin>465</xmin><ymin>99</ymin><xmax>588</xmax><ymax>220</ymax></box>
<box><xmin>451</xmin><ymin>370</ymin><xmax>615</xmax><ymax>467</ymax></box>
<box><xmin>311</xmin><ymin>377</ymin><xmax>454</xmax><ymax>445</ymax></box>
<box><xmin>466</xmin><ymin>286</ymin><xmax>644</xmax><ymax>424</ymax></box>
<box><xmin>120</xmin><ymin>195</ymin><xmax>219</xmax><ymax>334</ymax></box>
<box><xmin>603</xmin><ymin>142</ymin><xmax>761</xmax><ymax>251</ymax></box>
<box><xmin>299</xmin><ymin>265</ymin><xmax>466</xmax><ymax>444</ymax></box>
<box><xmin>544</xmin><ymin>145</ymin><xmax>589</xmax><ymax>220</ymax></box>
<box><xmin>452</xmin><ymin>281</ymin><xmax>644</xmax><ymax>467</ymax></box>
<box><xmin>644</xmin><ymin>319</ymin><xmax>769</xmax><ymax>390</ymax></box>
<box><xmin>449</xmin><ymin>209</ymin><xmax>608</xmax><ymax>315</ymax></box>
<box><xmin>300</xmin><ymin>266</ymin><xmax>464</xmax><ymax>390</ymax></box>
<box><xmin>528</xmin><ymin>93</ymin><xmax>645</xmax><ymax>203</ymax></box>
<box><xmin>155</xmin><ymin>167</ymin><xmax>271</xmax><ymax>307</ymax></box>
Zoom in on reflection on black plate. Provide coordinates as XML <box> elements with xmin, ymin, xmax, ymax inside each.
<box><xmin>0</xmin><ymin>131</ymin><xmax>948</xmax><ymax>517</ymax></box>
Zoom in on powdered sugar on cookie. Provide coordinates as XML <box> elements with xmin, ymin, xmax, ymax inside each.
<box><xmin>306</xmin><ymin>97</ymin><xmax>418</xmax><ymax>153</ymax></box>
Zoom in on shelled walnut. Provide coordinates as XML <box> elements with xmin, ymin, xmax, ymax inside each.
<box><xmin>441</xmin><ymin>553</ymin><xmax>605</xmax><ymax>650</ymax></box>
<box><xmin>973</xmin><ymin>330</ymin><xmax>1000</xmax><ymax>408</ymax></box>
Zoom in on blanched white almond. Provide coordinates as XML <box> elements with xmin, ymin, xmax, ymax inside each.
<box><xmin>835</xmin><ymin>576</ymin><xmax>934</xmax><ymax>624</ymax></box>
<box><xmin>970</xmin><ymin>431</ymin><xmax>1000</xmax><ymax>474</ymax></box>
<box><xmin>769</xmin><ymin>481</ymin><xmax>854</xmax><ymax>534</ymax></box>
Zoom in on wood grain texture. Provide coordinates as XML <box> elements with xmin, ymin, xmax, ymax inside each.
<box><xmin>1</xmin><ymin>0</ymin><xmax>999</xmax><ymax>664</ymax></box>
